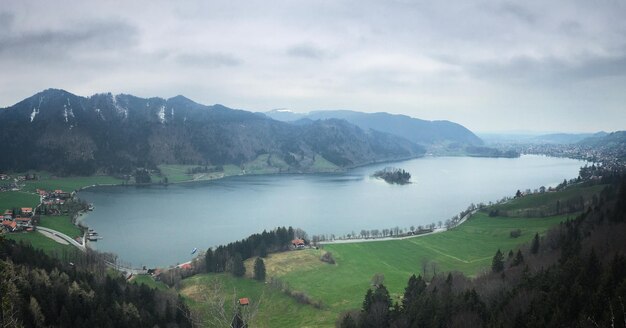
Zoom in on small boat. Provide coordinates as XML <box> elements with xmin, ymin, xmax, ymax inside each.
<box><xmin>191</xmin><ymin>247</ymin><xmax>197</xmax><ymax>255</ymax></box>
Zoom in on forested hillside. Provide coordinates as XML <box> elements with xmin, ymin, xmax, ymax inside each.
<box><xmin>0</xmin><ymin>89</ymin><xmax>424</xmax><ymax>175</ymax></box>
<box><xmin>0</xmin><ymin>242</ymin><xmax>192</xmax><ymax>327</ymax></box>
<box><xmin>340</xmin><ymin>176</ymin><xmax>626</xmax><ymax>327</ymax></box>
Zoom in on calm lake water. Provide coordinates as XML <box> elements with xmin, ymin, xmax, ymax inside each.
<box><xmin>80</xmin><ymin>155</ymin><xmax>585</xmax><ymax>267</ymax></box>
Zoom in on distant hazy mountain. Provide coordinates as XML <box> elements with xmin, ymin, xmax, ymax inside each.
<box><xmin>578</xmin><ymin>131</ymin><xmax>626</xmax><ymax>147</ymax></box>
<box><xmin>480</xmin><ymin>132</ymin><xmax>608</xmax><ymax>145</ymax></box>
<box><xmin>265</xmin><ymin>109</ymin><xmax>483</xmax><ymax>148</ymax></box>
<box><xmin>0</xmin><ymin>89</ymin><xmax>424</xmax><ymax>175</ymax></box>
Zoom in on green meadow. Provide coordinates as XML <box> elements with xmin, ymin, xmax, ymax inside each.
<box><xmin>490</xmin><ymin>183</ymin><xmax>606</xmax><ymax>215</ymax></box>
<box><xmin>180</xmin><ymin>214</ymin><xmax>573</xmax><ymax>326</ymax></box>
<box><xmin>38</xmin><ymin>215</ymin><xmax>82</xmax><ymax>238</ymax></box>
<box><xmin>0</xmin><ymin>191</ymin><xmax>39</xmax><ymax>211</ymax></box>
<box><xmin>132</xmin><ymin>274</ymin><xmax>170</xmax><ymax>291</ymax></box>
<box><xmin>21</xmin><ymin>173</ymin><xmax>123</xmax><ymax>193</ymax></box>
<box><xmin>4</xmin><ymin>231</ymin><xmax>75</xmax><ymax>255</ymax></box>
<box><xmin>181</xmin><ymin>273</ymin><xmax>335</xmax><ymax>328</ymax></box>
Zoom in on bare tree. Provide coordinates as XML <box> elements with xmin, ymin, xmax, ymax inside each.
<box><xmin>371</xmin><ymin>273</ymin><xmax>385</xmax><ymax>287</ymax></box>
<box><xmin>185</xmin><ymin>278</ymin><xmax>261</xmax><ymax>328</ymax></box>
<box><xmin>430</xmin><ymin>261</ymin><xmax>439</xmax><ymax>277</ymax></box>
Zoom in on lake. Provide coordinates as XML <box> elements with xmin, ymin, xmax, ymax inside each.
<box><xmin>80</xmin><ymin>155</ymin><xmax>585</xmax><ymax>267</ymax></box>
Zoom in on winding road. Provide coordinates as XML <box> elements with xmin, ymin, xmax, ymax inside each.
<box><xmin>36</xmin><ymin>226</ymin><xmax>146</xmax><ymax>275</ymax></box>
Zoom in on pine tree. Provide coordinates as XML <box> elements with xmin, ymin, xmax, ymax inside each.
<box><xmin>531</xmin><ymin>233</ymin><xmax>540</xmax><ymax>254</ymax></box>
<box><xmin>340</xmin><ymin>314</ymin><xmax>358</xmax><ymax>328</ymax></box>
<box><xmin>492</xmin><ymin>249</ymin><xmax>504</xmax><ymax>273</ymax></box>
<box><xmin>362</xmin><ymin>289</ymin><xmax>374</xmax><ymax>312</ymax></box>
<box><xmin>512</xmin><ymin>249</ymin><xmax>524</xmax><ymax>267</ymax></box>
<box><xmin>205</xmin><ymin>248</ymin><xmax>214</xmax><ymax>272</ymax></box>
<box><xmin>231</xmin><ymin>253</ymin><xmax>245</xmax><ymax>277</ymax></box>
<box><xmin>254</xmin><ymin>257</ymin><xmax>266</xmax><ymax>281</ymax></box>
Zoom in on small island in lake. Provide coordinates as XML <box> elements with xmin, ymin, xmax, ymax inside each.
<box><xmin>372</xmin><ymin>167</ymin><xmax>411</xmax><ymax>184</ymax></box>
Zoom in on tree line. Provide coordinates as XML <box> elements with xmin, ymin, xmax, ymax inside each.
<box><xmin>0</xmin><ymin>238</ymin><xmax>191</xmax><ymax>328</ymax></box>
<box><xmin>340</xmin><ymin>175</ymin><xmax>626</xmax><ymax>327</ymax></box>
<box><xmin>204</xmin><ymin>226</ymin><xmax>301</xmax><ymax>276</ymax></box>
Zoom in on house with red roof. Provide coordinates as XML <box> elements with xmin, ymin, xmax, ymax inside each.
<box><xmin>178</xmin><ymin>262</ymin><xmax>192</xmax><ymax>270</ymax></box>
<box><xmin>292</xmin><ymin>238</ymin><xmax>306</xmax><ymax>249</ymax></box>
<box><xmin>2</xmin><ymin>220</ymin><xmax>17</xmax><ymax>232</ymax></box>
<box><xmin>238</xmin><ymin>298</ymin><xmax>249</xmax><ymax>306</ymax></box>
<box><xmin>15</xmin><ymin>217</ymin><xmax>32</xmax><ymax>228</ymax></box>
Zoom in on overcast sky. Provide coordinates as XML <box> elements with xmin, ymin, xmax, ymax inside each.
<box><xmin>1</xmin><ymin>0</ymin><xmax>625</xmax><ymax>133</ymax></box>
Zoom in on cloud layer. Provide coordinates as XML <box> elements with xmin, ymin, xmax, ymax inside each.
<box><xmin>1</xmin><ymin>0</ymin><xmax>625</xmax><ymax>132</ymax></box>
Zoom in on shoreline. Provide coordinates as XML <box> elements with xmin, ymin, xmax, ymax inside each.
<box><xmin>319</xmin><ymin>210</ymin><xmax>475</xmax><ymax>245</ymax></box>
<box><xmin>52</xmin><ymin>154</ymin><xmax>584</xmax><ymax>270</ymax></box>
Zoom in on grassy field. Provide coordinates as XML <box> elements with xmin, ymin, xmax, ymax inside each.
<box><xmin>311</xmin><ymin>155</ymin><xmax>340</xmax><ymax>172</ymax></box>
<box><xmin>158</xmin><ymin>164</ymin><xmax>243</xmax><ymax>183</ymax></box>
<box><xmin>276</xmin><ymin>213</ymin><xmax>571</xmax><ymax>312</ymax></box>
<box><xmin>0</xmin><ymin>191</ymin><xmax>39</xmax><ymax>212</ymax></box>
<box><xmin>182</xmin><ymin>213</ymin><xmax>574</xmax><ymax>326</ymax></box>
<box><xmin>38</xmin><ymin>215</ymin><xmax>82</xmax><ymax>238</ymax></box>
<box><xmin>181</xmin><ymin>273</ymin><xmax>336</xmax><ymax>328</ymax></box>
<box><xmin>132</xmin><ymin>274</ymin><xmax>170</xmax><ymax>290</ymax></box>
<box><xmin>243</xmin><ymin>154</ymin><xmax>282</xmax><ymax>174</ymax></box>
<box><xmin>21</xmin><ymin>174</ymin><xmax>123</xmax><ymax>193</ymax></box>
<box><xmin>3</xmin><ymin>231</ymin><xmax>75</xmax><ymax>255</ymax></box>
<box><xmin>489</xmin><ymin>183</ymin><xmax>606</xmax><ymax>215</ymax></box>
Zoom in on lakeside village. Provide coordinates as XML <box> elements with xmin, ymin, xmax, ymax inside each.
<box><xmin>0</xmin><ymin>186</ymin><xmax>97</xmax><ymax>241</ymax></box>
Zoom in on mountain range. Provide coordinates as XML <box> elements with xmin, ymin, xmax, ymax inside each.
<box><xmin>479</xmin><ymin>132</ymin><xmax>609</xmax><ymax>145</ymax></box>
<box><xmin>265</xmin><ymin>109</ymin><xmax>484</xmax><ymax>152</ymax></box>
<box><xmin>0</xmin><ymin>89</ymin><xmax>426</xmax><ymax>175</ymax></box>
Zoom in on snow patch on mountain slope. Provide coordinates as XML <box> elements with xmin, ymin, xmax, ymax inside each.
<box><xmin>111</xmin><ymin>94</ymin><xmax>128</xmax><ymax>119</ymax></box>
<box><xmin>158</xmin><ymin>105</ymin><xmax>165</xmax><ymax>123</ymax></box>
<box><xmin>30</xmin><ymin>97</ymin><xmax>43</xmax><ymax>122</ymax></box>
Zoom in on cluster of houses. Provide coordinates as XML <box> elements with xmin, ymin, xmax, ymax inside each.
<box><xmin>38</xmin><ymin>189</ymin><xmax>72</xmax><ymax>205</ymax></box>
<box><xmin>38</xmin><ymin>189</ymin><xmax>74</xmax><ymax>215</ymax></box>
<box><xmin>0</xmin><ymin>174</ymin><xmax>17</xmax><ymax>192</ymax></box>
<box><xmin>1</xmin><ymin>207</ymin><xmax>34</xmax><ymax>232</ymax></box>
<box><xmin>1</xmin><ymin>188</ymin><xmax>73</xmax><ymax>233</ymax></box>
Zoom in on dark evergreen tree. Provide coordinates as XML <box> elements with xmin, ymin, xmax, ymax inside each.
<box><xmin>205</xmin><ymin>248</ymin><xmax>214</xmax><ymax>272</ymax></box>
<box><xmin>531</xmin><ymin>232</ymin><xmax>540</xmax><ymax>254</ymax></box>
<box><xmin>232</xmin><ymin>253</ymin><xmax>246</xmax><ymax>277</ymax></box>
<box><xmin>511</xmin><ymin>249</ymin><xmax>524</xmax><ymax>267</ymax></box>
<box><xmin>339</xmin><ymin>314</ymin><xmax>358</xmax><ymax>328</ymax></box>
<box><xmin>492</xmin><ymin>249</ymin><xmax>504</xmax><ymax>273</ymax></box>
<box><xmin>254</xmin><ymin>257</ymin><xmax>266</xmax><ymax>281</ymax></box>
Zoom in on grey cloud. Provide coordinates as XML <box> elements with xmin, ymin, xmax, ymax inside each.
<box><xmin>175</xmin><ymin>52</ymin><xmax>242</xmax><ymax>67</ymax></box>
<box><xmin>0</xmin><ymin>12</ymin><xmax>14</xmax><ymax>31</ymax></box>
<box><xmin>558</xmin><ymin>20</ymin><xmax>583</xmax><ymax>37</ymax></box>
<box><xmin>464</xmin><ymin>53</ymin><xmax>626</xmax><ymax>84</ymax></box>
<box><xmin>497</xmin><ymin>2</ymin><xmax>537</xmax><ymax>24</ymax></box>
<box><xmin>287</xmin><ymin>44</ymin><xmax>328</xmax><ymax>59</ymax></box>
<box><xmin>0</xmin><ymin>19</ymin><xmax>138</xmax><ymax>58</ymax></box>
